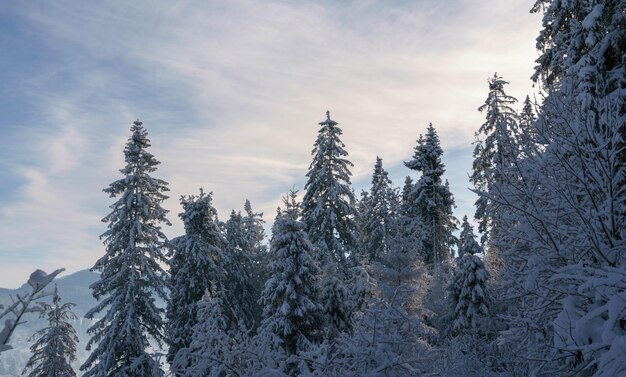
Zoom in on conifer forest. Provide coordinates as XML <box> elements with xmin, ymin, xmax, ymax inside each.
<box><xmin>1</xmin><ymin>0</ymin><xmax>625</xmax><ymax>376</ymax></box>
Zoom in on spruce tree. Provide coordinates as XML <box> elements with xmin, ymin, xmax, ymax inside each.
<box><xmin>175</xmin><ymin>286</ymin><xmax>247</xmax><ymax>377</ymax></box>
<box><xmin>81</xmin><ymin>120</ymin><xmax>170</xmax><ymax>377</ymax></box>
<box><xmin>22</xmin><ymin>286</ymin><xmax>79</xmax><ymax>377</ymax></box>
<box><xmin>518</xmin><ymin>95</ymin><xmax>538</xmax><ymax>151</ymax></box>
<box><xmin>405</xmin><ymin>123</ymin><xmax>458</xmax><ymax>270</ymax></box>
<box><xmin>302</xmin><ymin>111</ymin><xmax>357</xmax><ymax>270</ymax></box>
<box><xmin>223</xmin><ymin>208</ymin><xmax>260</xmax><ymax>331</ymax></box>
<box><xmin>166</xmin><ymin>189</ymin><xmax>226</xmax><ymax>371</ymax></box>
<box><xmin>242</xmin><ymin>199</ymin><xmax>267</xmax><ymax>257</ymax></box>
<box><xmin>388</xmin><ymin>176</ymin><xmax>424</xmax><ymax>258</ymax></box>
<box><xmin>225</xmin><ymin>210</ymin><xmax>245</xmax><ymax>253</ymax></box>
<box><xmin>352</xmin><ymin>189</ymin><xmax>371</xmax><ymax>264</ymax></box>
<box><xmin>259</xmin><ymin>190</ymin><xmax>322</xmax><ymax>374</ymax></box>
<box><xmin>360</xmin><ymin>157</ymin><xmax>398</xmax><ymax>263</ymax></box>
<box><xmin>449</xmin><ymin>220</ymin><xmax>488</xmax><ymax>334</ymax></box>
<box><xmin>457</xmin><ymin>216</ymin><xmax>482</xmax><ymax>259</ymax></box>
<box><xmin>241</xmin><ymin>200</ymin><xmax>268</xmax><ymax>329</ymax></box>
<box><xmin>471</xmin><ymin>73</ymin><xmax>518</xmax><ymax>245</ymax></box>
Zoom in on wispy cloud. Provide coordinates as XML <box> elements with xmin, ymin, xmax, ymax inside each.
<box><xmin>0</xmin><ymin>0</ymin><xmax>540</xmax><ymax>287</ymax></box>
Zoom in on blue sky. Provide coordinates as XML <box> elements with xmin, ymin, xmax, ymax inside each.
<box><xmin>0</xmin><ymin>0</ymin><xmax>540</xmax><ymax>287</ymax></box>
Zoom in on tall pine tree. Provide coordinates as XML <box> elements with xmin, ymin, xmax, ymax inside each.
<box><xmin>259</xmin><ymin>190</ymin><xmax>322</xmax><ymax>375</ymax></box>
<box><xmin>302</xmin><ymin>111</ymin><xmax>357</xmax><ymax>271</ymax></box>
<box><xmin>82</xmin><ymin>120</ymin><xmax>170</xmax><ymax>377</ymax></box>
<box><xmin>166</xmin><ymin>189</ymin><xmax>225</xmax><ymax>372</ymax></box>
<box><xmin>471</xmin><ymin>73</ymin><xmax>518</xmax><ymax>245</ymax></box>
<box><xmin>223</xmin><ymin>208</ymin><xmax>261</xmax><ymax>331</ymax></box>
<box><xmin>449</xmin><ymin>219</ymin><xmax>488</xmax><ymax>334</ymax></box>
<box><xmin>405</xmin><ymin>123</ymin><xmax>458</xmax><ymax>270</ymax></box>
<box><xmin>359</xmin><ymin>157</ymin><xmax>398</xmax><ymax>264</ymax></box>
<box><xmin>242</xmin><ymin>199</ymin><xmax>267</xmax><ymax>257</ymax></box>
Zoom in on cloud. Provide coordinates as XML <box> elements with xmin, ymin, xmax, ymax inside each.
<box><xmin>0</xmin><ymin>0</ymin><xmax>541</xmax><ymax>286</ymax></box>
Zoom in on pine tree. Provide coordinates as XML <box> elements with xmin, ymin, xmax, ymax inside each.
<box><xmin>457</xmin><ymin>216</ymin><xmax>482</xmax><ymax>259</ymax></box>
<box><xmin>259</xmin><ymin>190</ymin><xmax>322</xmax><ymax>374</ymax></box>
<box><xmin>471</xmin><ymin>73</ymin><xmax>518</xmax><ymax>245</ymax></box>
<box><xmin>360</xmin><ymin>157</ymin><xmax>398</xmax><ymax>263</ymax></box>
<box><xmin>353</xmin><ymin>190</ymin><xmax>371</xmax><ymax>264</ymax></box>
<box><xmin>166</xmin><ymin>189</ymin><xmax>225</xmax><ymax>371</ymax></box>
<box><xmin>242</xmin><ymin>199</ymin><xmax>267</xmax><ymax>257</ymax></box>
<box><xmin>318</xmin><ymin>261</ymin><xmax>351</xmax><ymax>339</ymax></box>
<box><xmin>449</xmin><ymin>220</ymin><xmax>488</xmax><ymax>334</ymax></box>
<box><xmin>223</xmin><ymin>208</ymin><xmax>261</xmax><ymax>331</ymax></box>
<box><xmin>174</xmin><ymin>287</ymin><xmax>248</xmax><ymax>377</ymax></box>
<box><xmin>241</xmin><ymin>200</ymin><xmax>269</xmax><ymax>328</ymax></box>
<box><xmin>400</xmin><ymin>176</ymin><xmax>414</xmax><ymax>219</ymax></box>
<box><xmin>387</xmin><ymin>176</ymin><xmax>423</xmax><ymax>258</ymax></box>
<box><xmin>225</xmin><ymin>210</ymin><xmax>246</xmax><ymax>253</ymax></box>
<box><xmin>22</xmin><ymin>286</ymin><xmax>79</xmax><ymax>377</ymax></box>
<box><xmin>405</xmin><ymin>123</ymin><xmax>458</xmax><ymax>270</ymax></box>
<box><xmin>81</xmin><ymin>120</ymin><xmax>170</xmax><ymax>377</ymax></box>
<box><xmin>517</xmin><ymin>95</ymin><xmax>538</xmax><ymax>151</ymax></box>
<box><xmin>302</xmin><ymin>111</ymin><xmax>357</xmax><ymax>271</ymax></box>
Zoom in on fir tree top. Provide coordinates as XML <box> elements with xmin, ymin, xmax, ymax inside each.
<box><xmin>458</xmin><ymin>215</ymin><xmax>482</xmax><ymax>258</ymax></box>
<box><xmin>476</xmin><ymin>73</ymin><xmax>518</xmax><ymax>139</ymax></box>
<box><xmin>405</xmin><ymin>123</ymin><xmax>445</xmax><ymax>180</ymax></box>
<box><xmin>179</xmin><ymin>188</ymin><xmax>220</xmax><ymax>239</ymax></box>
<box><xmin>320</xmin><ymin>110</ymin><xmax>338</xmax><ymax>127</ymax></box>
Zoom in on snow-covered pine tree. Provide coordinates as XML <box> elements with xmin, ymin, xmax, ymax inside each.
<box><xmin>225</xmin><ymin>210</ymin><xmax>246</xmax><ymax>252</ymax></box>
<box><xmin>302</xmin><ymin>111</ymin><xmax>357</xmax><ymax>271</ymax></box>
<box><xmin>449</xmin><ymin>219</ymin><xmax>488</xmax><ymax>334</ymax></box>
<box><xmin>175</xmin><ymin>286</ymin><xmax>248</xmax><ymax>377</ymax></box>
<box><xmin>360</xmin><ymin>157</ymin><xmax>398</xmax><ymax>264</ymax></box>
<box><xmin>388</xmin><ymin>176</ymin><xmax>424</xmax><ymax>258</ymax></box>
<box><xmin>400</xmin><ymin>176</ymin><xmax>414</xmax><ymax>219</ymax></box>
<box><xmin>166</xmin><ymin>189</ymin><xmax>226</xmax><ymax>372</ymax></box>
<box><xmin>242</xmin><ymin>199</ymin><xmax>267</xmax><ymax>257</ymax></box>
<box><xmin>471</xmin><ymin>73</ymin><xmax>518</xmax><ymax>246</ymax></box>
<box><xmin>517</xmin><ymin>95</ymin><xmax>538</xmax><ymax>152</ymax></box>
<box><xmin>352</xmin><ymin>190</ymin><xmax>371</xmax><ymax>264</ymax></box>
<box><xmin>22</xmin><ymin>286</ymin><xmax>78</xmax><ymax>377</ymax></box>
<box><xmin>259</xmin><ymin>190</ymin><xmax>322</xmax><ymax>375</ymax></box>
<box><xmin>241</xmin><ymin>200</ymin><xmax>269</xmax><ymax>329</ymax></box>
<box><xmin>223</xmin><ymin>208</ymin><xmax>261</xmax><ymax>331</ymax></box>
<box><xmin>404</xmin><ymin>123</ymin><xmax>458</xmax><ymax>270</ymax></box>
<box><xmin>81</xmin><ymin>120</ymin><xmax>170</xmax><ymax>377</ymax></box>
<box><xmin>457</xmin><ymin>216</ymin><xmax>482</xmax><ymax>259</ymax></box>
<box><xmin>318</xmin><ymin>261</ymin><xmax>351</xmax><ymax>340</ymax></box>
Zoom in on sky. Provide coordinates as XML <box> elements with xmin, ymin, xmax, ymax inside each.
<box><xmin>0</xmin><ymin>0</ymin><xmax>541</xmax><ymax>288</ymax></box>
